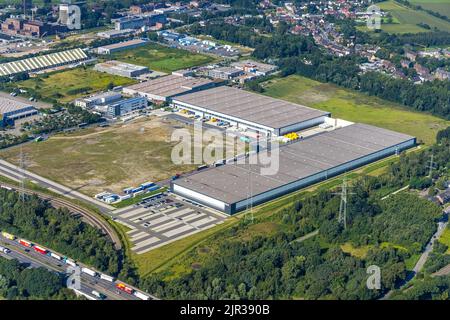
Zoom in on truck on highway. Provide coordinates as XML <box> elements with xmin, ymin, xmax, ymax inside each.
<box><xmin>0</xmin><ymin>246</ymin><xmax>11</xmax><ymax>254</ymax></box>
<box><xmin>65</xmin><ymin>258</ymin><xmax>77</xmax><ymax>267</ymax></box>
<box><xmin>81</xmin><ymin>267</ymin><xmax>98</xmax><ymax>277</ymax></box>
<box><xmin>134</xmin><ymin>291</ymin><xmax>150</xmax><ymax>301</ymax></box>
<box><xmin>1</xmin><ymin>231</ymin><xmax>15</xmax><ymax>240</ymax></box>
<box><xmin>50</xmin><ymin>252</ymin><xmax>62</xmax><ymax>261</ymax></box>
<box><xmin>33</xmin><ymin>245</ymin><xmax>48</xmax><ymax>255</ymax></box>
<box><xmin>100</xmin><ymin>274</ymin><xmax>114</xmax><ymax>282</ymax></box>
<box><xmin>19</xmin><ymin>239</ymin><xmax>33</xmax><ymax>248</ymax></box>
<box><xmin>116</xmin><ymin>283</ymin><xmax>134</xmax><ymax>295</ymax></box>
<box><xmin>91</xmin><ymin>290</ymin><xmax>107</xmax><ymax>300</ymax></box>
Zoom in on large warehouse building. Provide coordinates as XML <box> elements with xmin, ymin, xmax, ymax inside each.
<box><xmin>0</xmin><ymin>97</ymin><xmax>37</xmax><ymax>126</ymax></box>
<box><xmin>171</xmin><ymin>123</ymin><xmax>416</xmax><ymax>215</ymax></box>
<box><xmin>171</xmin><ymin>86</ymin><xmax>331</xmax><ymax>136</ymax></box>
<box><xmin>0</xmin><ymin>48</ymin><xmax>88</xmax><ymax>76</ymax></box>
<box><xmin>123</xmin><ymin>74</ymin><xmax>217</xmax><ymax>103</ymax></box>
<box><xmin>97</xmin><ymin>39</ymin><xmax>148</xmax><ymax>55</ymax></box>
<box><xmin>94</xmin><ymin>60</ymin><xmax>149</xmax><ymax>78</ymax></box>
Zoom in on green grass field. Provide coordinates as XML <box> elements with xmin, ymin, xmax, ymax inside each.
<box><xmin>375</xmin><ymin>0</ymin><xmax>450</xmax><ymax>33</ymax></box>
<box><xmin>111</xmin><ymin>43</ymin><xmax>216</xmax><ymax>73</ymax></box>
<box><xmin>260</xmin><ymin>75</ymin><xmax>449</xmax><ymax>145</ymax></box>
<box><xmin>438</xmin><ymin>225</ymin><xmax>450</xmax><ymax>254</ymax></box>
<box><xmin>13</xmin><ymin>67</ymin><xmax>136</xmax><ymax>103</ymax></box>
<box><xmin>409</xmin><ymin>0</ymin><xmax>450</xmax><ymax>18</ymax></box>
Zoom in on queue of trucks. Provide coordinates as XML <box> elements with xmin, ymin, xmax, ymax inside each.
<box><xmin>1</xmin><ymin>231</ymin><xmax>151</xmax><ymax>301</ymax></box>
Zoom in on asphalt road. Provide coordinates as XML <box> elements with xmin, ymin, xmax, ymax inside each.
<box><xmin>0</xmin><ymin>234</ymin><xmax>156</xmax><ymax>301</ymax></box>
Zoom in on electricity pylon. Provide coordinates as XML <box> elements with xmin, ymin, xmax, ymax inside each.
<box><xmin>333</xmin><ymin>177</ymin><xmax>355</xmax><ymax>229</ymax></box>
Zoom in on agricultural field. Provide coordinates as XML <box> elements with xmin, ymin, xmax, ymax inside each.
<box><xmin>374</xmin><ymin>0</ymin><xmax>450</xmax><ymax>33</ymax></box>
<box><xmin>260</xmin><ymin>75</ymin><xmax>450</xmax><ymax>145</ymax></box>
<box><xmin>0</xmin><ymin>117</ymin><xmax>197</xmax><ymax>196</ymax></box>
<box><xmin>111</xmin><ymin>43</ymin><xmax>216</xmax><ymax>73</ymax></box>
<box><xmin>10</xmin><ymin>67</ymin><xmax>136</xmax><ymax>103</ymax></box>
<box><xmin>409</xmin><ymin>0</ymin><xmax>450</xmax><ymax>18</ymax></box>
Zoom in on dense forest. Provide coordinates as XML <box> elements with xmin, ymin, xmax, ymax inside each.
<box><xmin>0</xmin><ymin>190</ymin><xmax>120</xmax><ymax>275</ymax></box>
<box><xmin>142</xmin><ymin>136</ymin><xmax>449</xmax><ymax>300</ymax></box>
<box><xmin>0</xmin><ymin>257</ymin><xmax>79</xmax><ymax>300</ymax></box>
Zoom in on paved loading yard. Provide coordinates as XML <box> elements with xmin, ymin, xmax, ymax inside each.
<box><xmin>111</xmin><ymin>193</ymin><xmax>226</xmax><ymax>254</ymax></box>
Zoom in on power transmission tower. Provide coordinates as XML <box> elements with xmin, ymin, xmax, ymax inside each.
<box><xmin>333</xmin><ymin>177</ymin><xmax>355</xmax><ymax>229</ymax></box>
<box><xmin>427</xmin><ymin>153</ymin><xmax>436</xmax><ymax>178</ymax></box>
<box><xmin>19</xmin><ymin>145</ymin><xmax>27</xmax><ymax>203</ymax></box>
<box><xmin>245</xmin><ymin>139</ymin><xmax>255</xmax><ymax>224</ymax></box>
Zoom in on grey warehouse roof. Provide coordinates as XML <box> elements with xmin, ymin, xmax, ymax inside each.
<box><xmin>172</xmin><ymin>86</ymin><xmax>330</xmax><ymax>130</ymax></box>
<box><xmin>0</xmin><ymin>97</ymin><xmax>33</xmax><ymax>115</ymax></box>
<box><xmin>125</xmin><ymin>74</ymin><xmax>214</xmax><ymax>99</ymax></box>
<box><xmin>173</xmin><ymin>123</ymin><xmax>415</xmax><ymax>205</ymax></box>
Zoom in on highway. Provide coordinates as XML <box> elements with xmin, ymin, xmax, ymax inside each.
<box><xmin>0</xmin><ymin>233</ymin><xmax>156</xmax><ymax>301</ymax></box>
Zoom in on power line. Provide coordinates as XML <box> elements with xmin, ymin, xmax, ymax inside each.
<box><xmin>333</xmin><ymin>177</ymin><xmax>355</xmax><ymax>229</ymax></box>
<box><xmin>427</xmin><ymin>153</ymin><xmax>436</xmax><ymax>178</ymax></box>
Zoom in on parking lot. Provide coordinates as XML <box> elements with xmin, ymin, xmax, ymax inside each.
<box><xmin>111</xmin><ymin>192</ymin><xmax>227</xmax><ymax>254</ymax></box>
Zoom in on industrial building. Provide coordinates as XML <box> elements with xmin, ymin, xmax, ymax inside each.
<box><xmin>94</xmin><ymin>60</ymin><xmax>149</xmax><ymax>78</ymax></box>
<box><xmin>74</xmin><ymin>91</ymin><xmax>122</xmax><ymax>109</ymax></box>
<box><xmin>0</xmin><ymin>48</ymin><xmax>88</xmax><ymax>76</ymax></box>
<box><xmin>113</xmin><ymin>13</ymin><xmax>166</xmax><ymax>31</ymax></box>
<box><xmin>96</xmin><ymin>39</ymin><xmax>148</xmax><ymax>55</ymax></box>
<box><xmin>123</xmin><ymin>74</ymin><xmax>218</xmax><ymax>103</ymax></box>
<box><xmin>171</xmin><ymin>123</ymin><xmax>416</xmax><ymax>215</ymax></box>
<box><xmin>97</xmin><ymin>29</ymin><xmax>135</xmax><ymax>39</ymax></box>
<box><xmin>231</xmin><ymin>60</ymin><xmax>278</xmax><ymax>76</ymax></box>
<box><xmin>208</xmin><ymin>66</ymin><xmax>244</xmax><ymax>80</ymax></box>
<box><xmin>171</xmin><ymin>86</ymin><xmax>330</xmax><ymax>136</ymax></box>
<box><xmin>105</xmin><ymin>96</ymin><xmax>147</xmax><ymax>118</ymax></box>
<box><xmin>0</xmin><ymin>97</ymin><xmax>37</xmax><ymax>126</ymax></box>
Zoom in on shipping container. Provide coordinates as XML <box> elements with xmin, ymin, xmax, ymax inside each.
<box><xmin>91</xmin><ymin>290</ymin><xmax>106</xmax><ymax>300</ymax></box>
<box><xmin>81</xmin><ymin>267</ymin><xmax>98</xmax><ymax>277</ymax></box>
<box><xmin>116</xmin><ymin>283</ymin><xmax>134</xmax><ymax>294</ymax></box>
<box><xmin>0</xmin><ymin>246</ymin><xmax>10</xmax><ymax>254</ymax></box>
<box><xmin>19</xmin><ymin>239</ymin><xmax>32</xmax><ymax>248</ymax></box>
<box><xmin>1</xmin><ymin>231</ymin><xmax>16</xmax><ymax>240</ymax></box>
<box><xmin>65</xmin><ymin>258</ymin><xmax>77</xmax><ymax>267</ymax></box>
<box><xmin>131</xmin><ymin>187</ymin><xmax>144</xmax><ymax>193</ymax></box>
<box><xmin>50</xmin><ymin>252</ymin><xmax>62</xmax><ymax>261</ymax></box>
<box><xmin>147</xmin><ymin>185</ymin><xmax>160</xmax><ymax>192</ymax></box>
<box><xmin>33</xmin><ymin>245</ymin><xmax>48</xmax><ymax>255</ymax></box>
<box><xmin>140</xmin><ymin>182</ymin><xmax>155</xmax><ymax>189</ymax></box>
<box><xmin>134</xmin><ymin>291</ymin><xmax>150</xmax><ymax>301</ymax></box>
<box><xmin>100</xmin><ymin>274</ymin><xmax>114</xmax><ymax>282</ymax></box>
<box><xmin>123</xmin><ymin>187</ymin><xmax>134</xmax><ymax>194</ymax></box>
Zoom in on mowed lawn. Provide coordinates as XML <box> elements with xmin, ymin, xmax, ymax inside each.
<box><xmin>0</xmin><ymin>117</ymin><xmax>196</xmax><ymax>196</ymax></box>
<box><xmin>111</xmin><ymin>43</ymin><xmax>216</xmax><ymax>73</ymax></box>
<box><xmin>15</xmin><ymin>67</ymin><xmax>136</xmax><ymax>103</ymax></box>
<box><xmin>409</xmin><ymin>0</ymin><xmax>450</xmax><ymax>18</ymax></box>
<box><xmin>261</xmin><ymin>75</ymin><xmax>449</xmax><ymax>145</ymax></box>
<box><xmin>376</xmin><ymin>0</ymin><xmax>450</xmax><ymax>33</ymax></box>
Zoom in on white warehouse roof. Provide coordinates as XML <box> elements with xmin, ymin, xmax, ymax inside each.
<box><xmin>0</xmin><ymin>48</ymin><xmax>88</xmax><ymax>76</ymax></box>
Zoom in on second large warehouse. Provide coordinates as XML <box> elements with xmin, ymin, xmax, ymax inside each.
<box><xmin>171</xmin><ymin>123</ymin><xmax>416</xmax><ymax>215</ymax></box>
<box><xmin>171</xmin><ymin>86</ymin><xmax>331</xmax><ymax>136</ymax></box>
